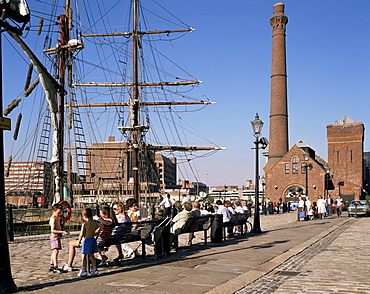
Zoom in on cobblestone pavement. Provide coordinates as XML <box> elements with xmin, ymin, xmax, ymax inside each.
<box><xmin>8</xmin><ymin>212</ymin><xmax>363</xmax><ymax>294</ymax></box>
<box><xmin>236</xmin><ymin>217</ymin><xmax>370</xmax><ymax>294</ymax></box>
<box><xmin>9</xmin><ymin>213</ymin><xmax>296</xmax><ymax>291</ymax></box>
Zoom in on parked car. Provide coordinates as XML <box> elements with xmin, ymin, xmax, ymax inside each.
<box><xmin>347</xmin><ymin>200</ymin><xmax>370</xmax><ymax>217</ymax></box>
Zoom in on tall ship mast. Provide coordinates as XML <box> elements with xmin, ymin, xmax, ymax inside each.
<box><xmin>3</xmin><ymin>0</ymin><xmax>224</xmax><ymax>206</ymax></box>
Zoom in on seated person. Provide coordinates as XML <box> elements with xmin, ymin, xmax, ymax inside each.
<box><xmin>170</xmin><ymin>202</ymin><xmax>192</xmax><ymax>234</ymax></box>
<box><xmin>188</xmin><ymin>201</ymin><xmax>201</xmax><ymax>246</ymax></box>
<box><xmin>110</xmin><ymin>202</ymin><xmax>132</xmax><ymax>261</ymax></box>
<box><xmin>93</xmin><ymin>206</ymin><xmax>114</xmax><ymax>265</ymax></box>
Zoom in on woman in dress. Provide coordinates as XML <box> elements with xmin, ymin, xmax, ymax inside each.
<box><xmin>317</xmin><ymin>195</ymin><xmax>327</xmax><ymax>219</ymax></box>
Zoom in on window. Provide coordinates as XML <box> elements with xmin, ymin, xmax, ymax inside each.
<box><xmin>285</xmin><ymin>163</ymin><xmax>290</xmax><ymax>174</ymax></box>
<box><xmin>301</xmin><ymin>162</ymin><xmax>307</xmax><ymax>174</ymax></box>
<box><xmin>350</xmin><ymin>150</ymin><xmax>353</xmax><ymax>163</ymax></box>
<box><xmin>292</xmin><ymin>157</ymin><xmax>298</xmax><ymax>174</ymax></box>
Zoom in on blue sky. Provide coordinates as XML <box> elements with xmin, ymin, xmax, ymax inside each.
<box><xmin>2</xmin><ymin>0</ymin><xmax>369</xmax><ymax>188</ymax></box>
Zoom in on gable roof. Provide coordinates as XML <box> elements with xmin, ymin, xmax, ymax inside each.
<box><xmin>334</xmin><ymin>116</ymin><xmax>356</xmax><ymax>124</ymax></box>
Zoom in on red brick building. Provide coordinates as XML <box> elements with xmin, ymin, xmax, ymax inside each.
<box><xmin>327</xmin><ymin>116</ymin><xmax>364</xmax><ymax>200</ymax></box>
<box><xmin>264</xmin><ymin>141</ymin><xmax>328</xmax><ymax>203</ymax></box>
<box><xmin>264</xmin><ymin>118</ymin><xmax>365</xmax><ymax>204</ymax></box>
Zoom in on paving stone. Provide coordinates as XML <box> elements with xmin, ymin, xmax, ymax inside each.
<box><xmin>9</xmin><ymin>213</ymin><xmax>368</xmax><ymax>294</ymax></box>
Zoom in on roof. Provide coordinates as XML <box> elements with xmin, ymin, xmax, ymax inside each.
<box><xmin>334</xmin><ymin>116</ymin><xmax>356</xmax><ymax>124</ymax></box>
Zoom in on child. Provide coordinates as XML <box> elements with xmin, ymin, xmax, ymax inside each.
<box><xmin>127</xmin><ymin>198</ymin><xmax>141</xmax><ymax>223</ymax></box>
<box><xmin>93</xmin><ymin>206</ymin><xmax>114</xmax><ymax>265</ymax></box>
<box><xmin>77</xmin><ymin>207</ymin><xmax>99</xmax><ymax>277</ymax></box>
<box><xmin>49</xmin><ymin>204</ymin><xmax>70</xmax><ymax>273</ymax></box>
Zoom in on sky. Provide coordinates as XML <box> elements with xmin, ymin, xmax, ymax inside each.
<box><xmin>2</xmin><ymin>0</ymin><xmax>370</xmax><ymax>188</ymax></box>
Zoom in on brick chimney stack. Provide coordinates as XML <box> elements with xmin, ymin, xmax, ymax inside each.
<box><xmin>265</xmin><ymin>2</ymin><xmax>289</xmax><ymax>172</ymax></box>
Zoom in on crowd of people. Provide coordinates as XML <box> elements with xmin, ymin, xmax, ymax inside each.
<box><xmin>49</xmin><ymin>198</ymin><xmax>141</xmax><ymax>277</ymax></box>
<box><xmin>296</xmin><ymin>195</ymin><xmax>343</xmax><ymax>221</ymax></box>
<box><xmin>48</xmin><ymin>196</ymin><xmax>252</xmax><ymax>277</ymax></box>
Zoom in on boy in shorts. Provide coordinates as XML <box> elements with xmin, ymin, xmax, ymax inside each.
<box><xmin>49</xmin><ymin>204</ymin><xmax>70</xmax><ymax>273</ymax></box>
<box><xmin>77</xmin><ymin>207</ymin><xmax>100</xmax><ymax>277</ymax></box>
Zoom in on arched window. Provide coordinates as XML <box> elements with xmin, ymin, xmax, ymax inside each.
<box><xmin>292</xmin><ymin>157</ymin><xmax>298</xmax><ymax>174</ymax></box>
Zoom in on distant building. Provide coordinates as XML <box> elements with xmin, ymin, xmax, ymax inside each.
<box><xmin>4</xmin><ymin>161</ymin><xmax>53</xmax><ymax>207</ymax></box>
<box><xmin>72</xmin><ymin>136</ymin><xmax>177</xmax><ymax>205</ymax></box>
<box><xmin>209</xmin><ymin>185</ymin><xmax>263</xmax><ymax>202</ymax></box>
<box><xmin>364</xmin><ymin>151</ymin><xmax>370</xmax><ymax>195</ymax></box>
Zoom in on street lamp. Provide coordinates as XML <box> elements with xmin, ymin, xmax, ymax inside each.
<box><xmin>325</xmin><ymin>167</ymin><xmax>330</xmax><ymax>198</ymax></box>
<box><xmin>250</xmin><ymin>113</ymin><xmax>268</xmax><ymax>233</ymax></box>
<box><xmin>303</xmin><ymin>152</ymin><xmax>313</xmax><ymax>197</ymax></box>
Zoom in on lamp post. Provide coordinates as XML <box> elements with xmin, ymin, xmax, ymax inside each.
<box><xmin>250</xmin><ymin>113</ymin><xmax>268</xmax><ymax>233</ymax></box>
<box><xmin>325</xmin><ymin>167</ymin><xmax>330</xmax><ymax>198</ymax></box>
<box><xmin>303</xmin><ymin>152</ymin><xmax>313</xmax><ymax>197</ymax></box>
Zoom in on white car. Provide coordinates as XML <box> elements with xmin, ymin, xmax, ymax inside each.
<box><xmin>347</xmin><ymin>200</ymin><xmax>370</xmax><ymax>217</ymax></box>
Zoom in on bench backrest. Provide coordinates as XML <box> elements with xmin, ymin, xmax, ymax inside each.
<box><xmin>174</xmin><ymin>214</ymin><xmax>214</xmax><ymax>235</ymax></box>
<box><xmin>229</xmin><ymin>213</ymin><xmax>249</xmax><ymax>226</ymax></box>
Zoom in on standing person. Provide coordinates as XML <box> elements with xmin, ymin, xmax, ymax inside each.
<box><xmin>158</xmin><ymin>193</ymin><xmax>173</xmax><ymax>218</ymax></box>
<box><xmin>234</xmin><ymin>201</ymin><xmax>244</xmax><ymax>214</ymax></box>
<box><xmin>326</xmin><ymin>195</ymin><xmax>333</xmax><ymax>216</ymax></box>
<box><xmin>297</xmin><ymin>196</ymin><xmax>305</xmax><ymax>221</ymax></box>
<box><xmin>216</xmin><ymin>200</ymin><xmax>233</xmax><ymax>237</ymax></box>
<box><xmin>317</xmin><ymin>195</ymin><xmax>326</xmax><ymax>219</ymax></box>
<box><xmin>336</xmin><ymin>196</ymin><xmax>343</xmax><ymax>217</ymax></box>
<box><xmin>49</xmin><ymin>204</ymin><xmax>70</xmax><ymax>273</ymax></box>
<box><xmin>306</xmin><ymin>198</ymin><xmax>313</xmax><ymax>220</ymax></box>
<box><xmin>77</xmin><ymin>207</ymin><xmax>99</xmax><ymax>277</ymax></box>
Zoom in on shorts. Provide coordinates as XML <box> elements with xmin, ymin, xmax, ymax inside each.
<box><xmin>81</xmin><ymin>237</ymin><xmax>98</xmax><ymax>255</ymax></box>
<box><xmin>50</xmin><ymin>233</ymin><xmax>62</xmax><ymax>250</ymax></box>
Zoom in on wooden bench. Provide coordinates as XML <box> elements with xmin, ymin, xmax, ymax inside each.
<box><xmin>172</xmin><ymin>214</ymin><xmax>215</xmax><ymax>251</ymax></box>
<box><xmin>222</xmin><ymin>212</ymin><xmax>251</xmax><ymax>240</ymax></box>
<box><xmin>102</xmin><ymin>220</ymin><xmax>158</xmax><ymax>260</ymax></box>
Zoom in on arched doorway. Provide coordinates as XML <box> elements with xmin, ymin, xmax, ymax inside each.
<box><xmin>283</xmin><ymin>184</ymin><xmax>305</xmax><ymax>200</ymax></box>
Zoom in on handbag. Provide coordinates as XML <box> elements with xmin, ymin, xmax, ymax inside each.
<box><xmin>298</xmin><ymin>211</ymin><xmax>306</xmax><ymax>218</ymax></box>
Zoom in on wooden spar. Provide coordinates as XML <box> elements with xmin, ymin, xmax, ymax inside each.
<box><xmin>43</xmin><ymin>29</ymin><xmax>192</xmax><ymax>54</ymax></box>
<box><xmin>81</xmin><ymin>28</ymin><xmax>194</xmax><ymax>38</ymax></box>
<box><xmin>54</xmin><ymin>0</ymin><xmax>71</xmax><ymax>203</ymax></box>
<box><xmin>132</xmin><ymin>0</ymin><xmax>140</xmax><ymax>200</ymax></box>
<box><xmin>70</xmin><ymin>101</ymin><xmax>215</xmax><ymax>108</ymax></box>
<box><xmin>73</xmin><ymin>80</ymin><xmax>201</xmax><ymax>87</ymax></box>
<box><xmin>64</xmin><ymin>145</ymin><xmax>225</xmax><ymax>151</ymax></box>
<box><xmin>56</xmin><ymin>12</ymin><xmax>68</xmax><ymax>203</ymax></box>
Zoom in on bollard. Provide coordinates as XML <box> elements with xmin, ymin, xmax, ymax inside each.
<box><xmin>210</xmin><ymin>214</ymin><xmax>223</xmax><ymax>243</ymax></box>
<box><xmin>7</xmin><ymin>204</ymin><xmax>14</xmax><ymax>242</ymax></box>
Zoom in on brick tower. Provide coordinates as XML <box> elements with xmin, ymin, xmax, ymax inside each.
<box><xmin>264</xmin><ymin>3</ymin><xmax>289</xmax><ymax>172</ymax></box>
<box><xmin>327</xmin><ymin>116</ymin><xmax>364</xmax><ymax>198</ymax></box>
